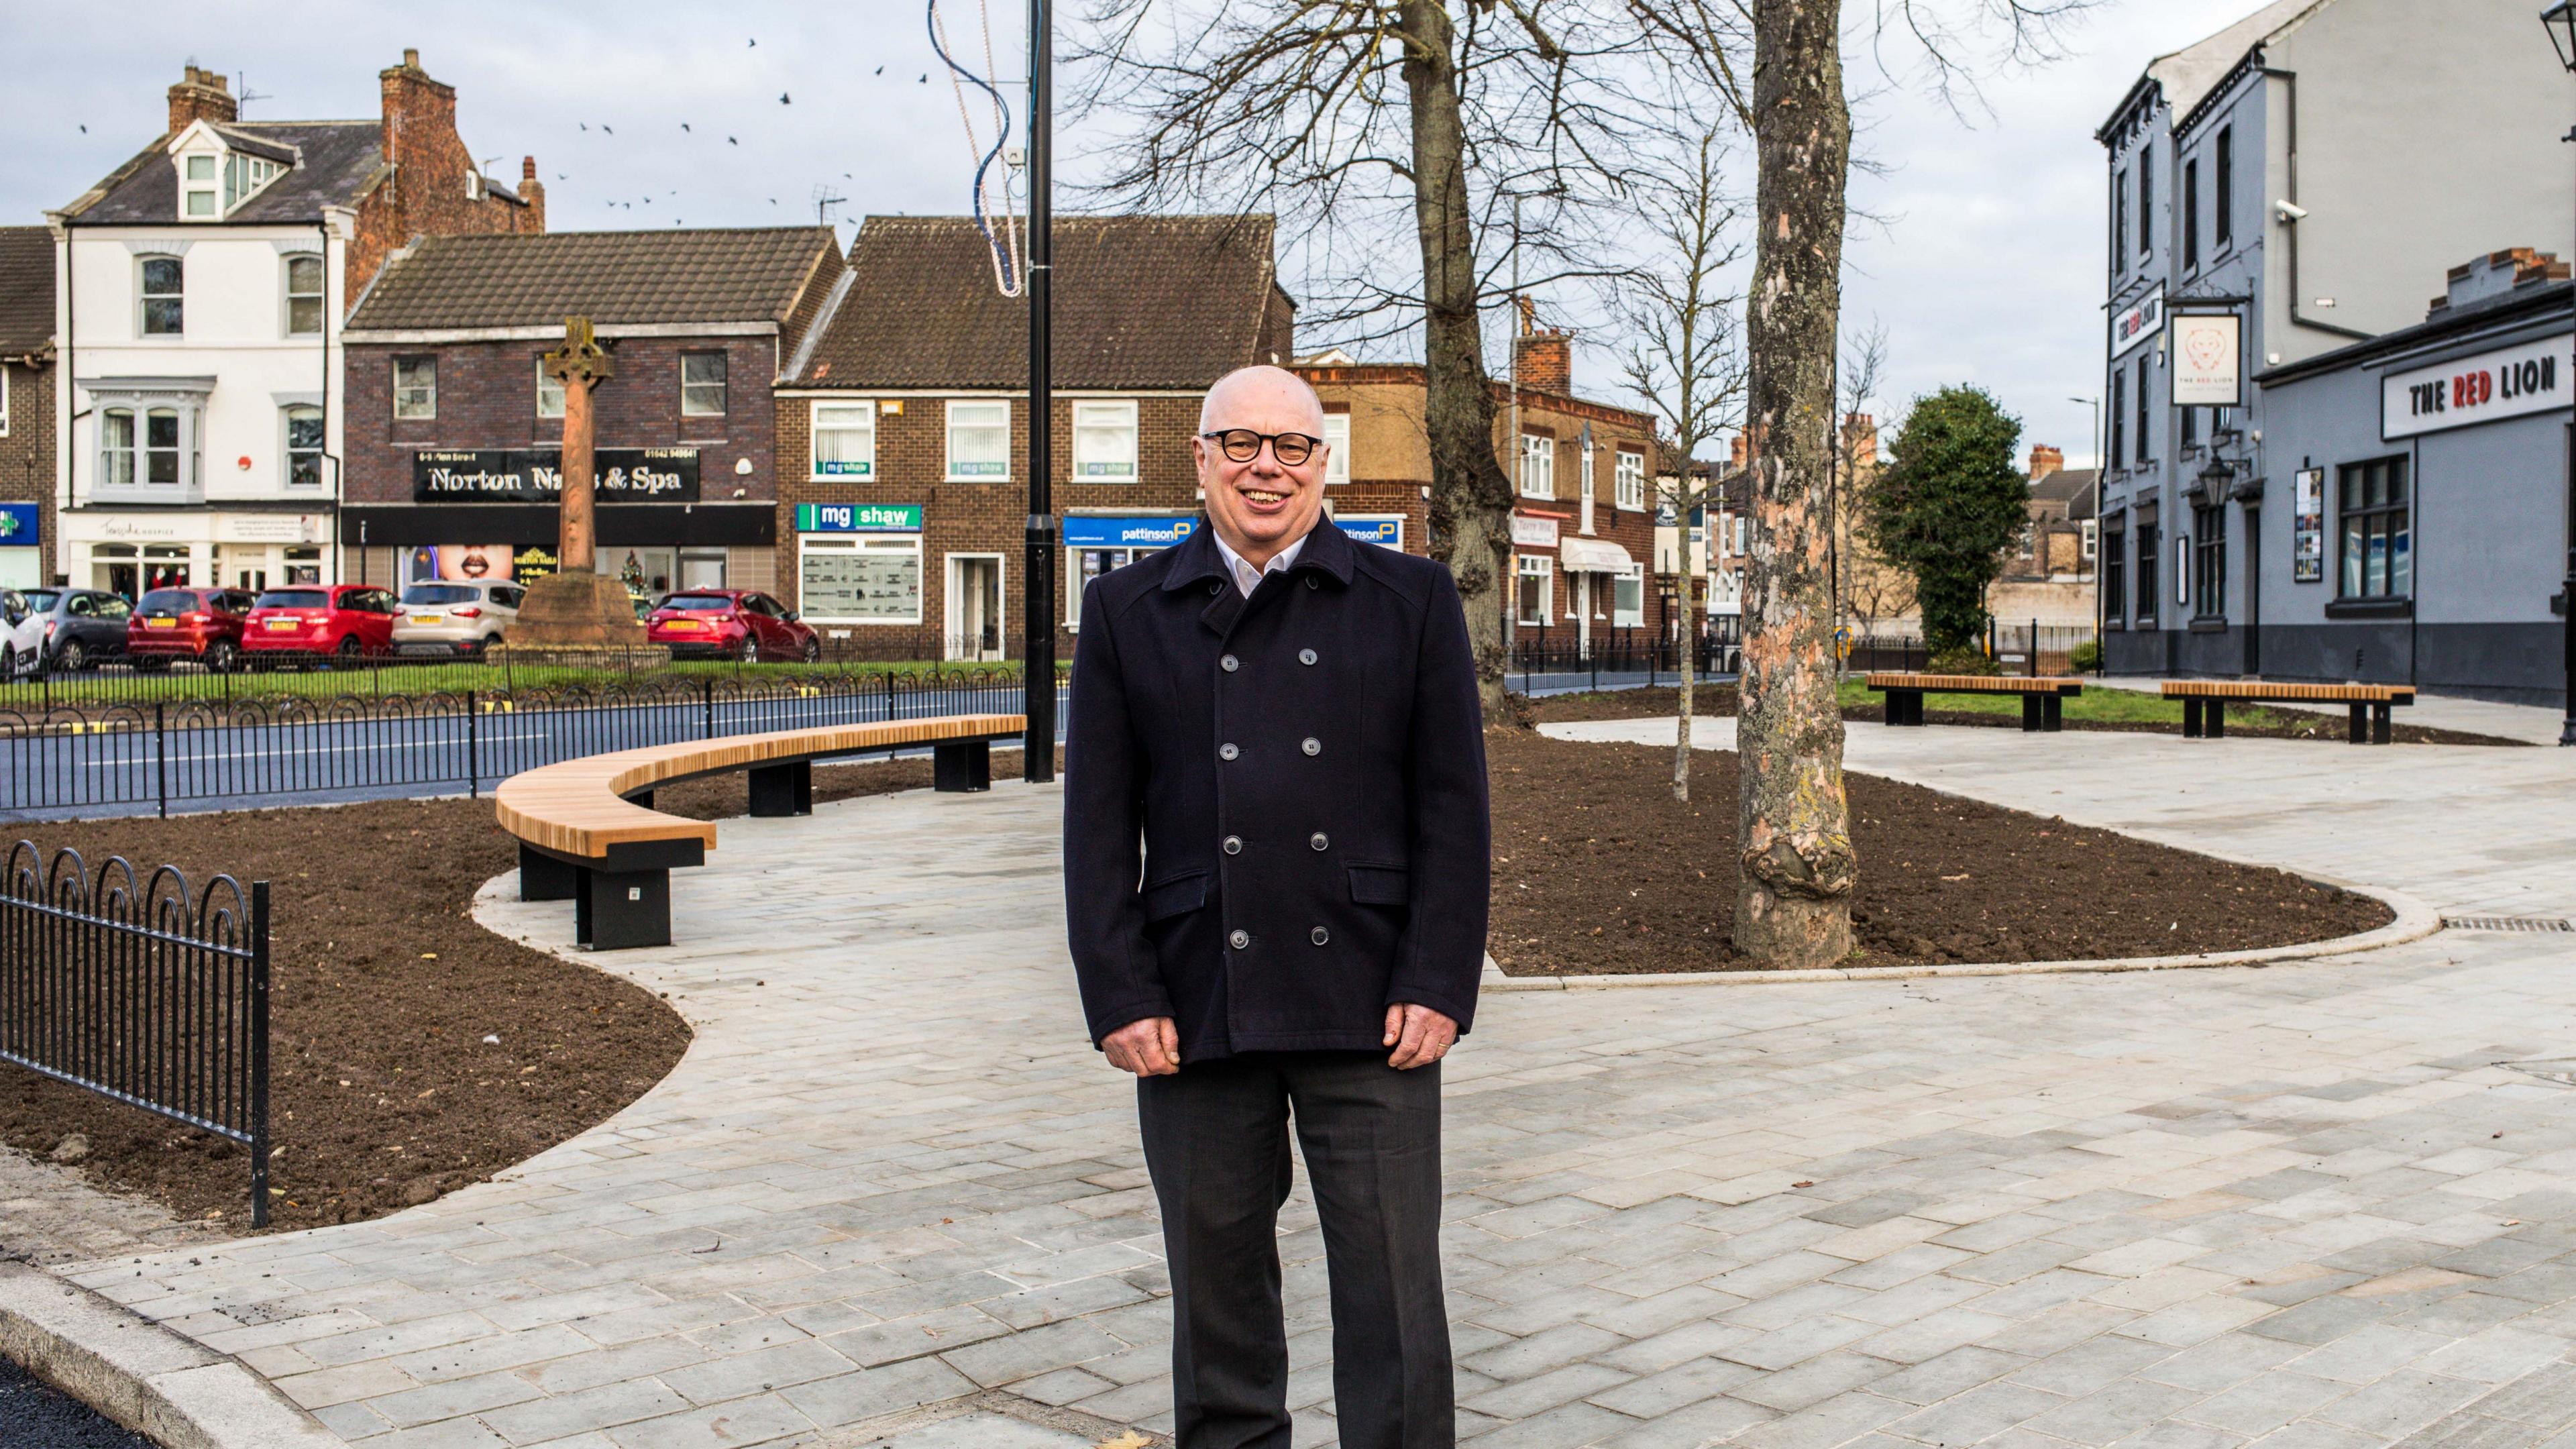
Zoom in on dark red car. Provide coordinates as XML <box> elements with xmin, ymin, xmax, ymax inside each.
<box><xmin>242</xmin><ymin>584</ymin><xmax>400</xmax><ymax>660</ymax></box>
<box><xmin>125</xmin><ymin>587</ymin><xmax>258</xmax><ymax>672</ymax></box>
<box><xmin>646</xmin><ymin>590</ymin><xmax>820</xmax><ymax>662</ymax></box>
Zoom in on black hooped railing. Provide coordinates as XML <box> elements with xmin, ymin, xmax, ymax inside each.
<box><xmin>0</xmin><ymin>843</ymin><xmax>270</xmax><ymax>1226</ymax></box>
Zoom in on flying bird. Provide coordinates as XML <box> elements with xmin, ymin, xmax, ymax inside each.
<box><xmin>681</xmin><ymin>122</ymin><xmax>691</xmax><ymax>132</ymax></box>
<box><xmin>728</xmin><ymin>136</ymin><xmax>739</xmax><ymax>146</ymax></box>
<box><xmin>78</xmin><ymin>123</ymin><xmax>88</xmax><ymax>133</ymax></box>
<box><xmin>747</xmin><ymin>36</ymin><xmax>755</xmax><ymax>46</ymax></box>
<box><xmin>918</xmin><ymin>74</ymin><xmax>928</xmax><ymax>83</ymax></box>
<box><xmin>602</xmin><ymin>123</ymin><xmax>614</xmax><ymax>135</ymax></box>
<box><xmin>780</xmin><ymin>91</ymin><xmax>792</xmax><ymax>104</ymax></box>
<box><xmin>873</xmin><ymin>66</ymin><xmax>883</xmax><ymax>75</ymax></box>
<box><xmin>579</xmin><ymin>122</ymin><xmax>588</xmax><ymax>131</ymax></box>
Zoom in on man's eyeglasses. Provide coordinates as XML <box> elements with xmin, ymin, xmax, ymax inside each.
<box><xmin>1200</xmin><ymin>429</ymin><xmax>1323</xmax><ymax>466</ymax></box>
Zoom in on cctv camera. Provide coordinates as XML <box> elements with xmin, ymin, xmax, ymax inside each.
<box><xmin>2275</xmin><ymin>199</ymin><xmax>2308</xmax><ymax>222</ymax></box>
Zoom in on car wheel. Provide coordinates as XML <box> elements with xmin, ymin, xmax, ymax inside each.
<box><xmin>337</xmin><ymin>635</ymin><xmax>362</xmax><ymax>662</ymax></box>
<box><xmin>800</xmin><ymin>637</ymin><xmax>820</xmax><ymax>664</ymax></box>
<box><xmin>737</xmin><ymin>635</ymin><xmax>761</xmax><ymax>664</ymax></box>
<box><xmin>56</xmin><ymin>640</ymin><xmax>86</xmax><ymax>674</ymax></box>
<box><xmin>206</xmin><ymin>641</ymin><xmax>239</xmax><ymax>674</ymax></box>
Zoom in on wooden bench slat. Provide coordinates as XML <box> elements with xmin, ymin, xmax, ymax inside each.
<box><xmin>2160</xmin><ymin>681</ymin><xmax>2413</xmax><ymax>704</ymax></box>
<box><xmin>1865</xmin><ymin>673</ymin><xmax>2082</xmax><ymax>694</ymax></box>
<box><xmin>492</xmin><ymin>712</ymin><xmax>1027</xmax><ymax>860</ymax></box>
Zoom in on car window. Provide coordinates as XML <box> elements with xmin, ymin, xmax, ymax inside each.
<box><xmin>139</xmin><ymin>590</ymin><xmax>197</xmax><ymax>612</ymax></box>
<box><xmin>21</xmin><ymin>590</ymin><xmax>59</xmax><ymax>612</ymax></box>
<box><xmin>403</xmin><ymin>585</ymin><xmax>480</xmax><ymax>606</ymax></box>
<box><xmin>226</xmin><ymin>592</ymin><xmax>256</xmax><ymax>613</ymax></box>
<box><xmin>256</xmin><ymin>590</ymin><xmax>330</xmax><ymax>609</ymax></box>
<box><xmin>661</xmin><ymin>594</ymin><xmax>736</xmax><ymax>612</ymax></box>
<box><xmin>68</xmin><ymin>594</ymin><xmax>97</xmax><ymax>617</ymax></box>
<box><xmin>92</xmin><ymin>595</ymin><xmax>131</xmax><ymax>621</ymax></box>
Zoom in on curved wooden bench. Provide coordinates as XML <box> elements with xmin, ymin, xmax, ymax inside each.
<box><xmin>494</xmin><ymin>712</ymin><xmax>1025</xmax><ymax>949</ymax></box>
<box><xmin>1866</xmin><ymin>672</ymin><xmax>2084</xmax><ymax>732</ymax></box>
<box><xmin>2161</xmin><ymin>680</ymin><xmax>2412</xmax><ymax>743</ymax></box>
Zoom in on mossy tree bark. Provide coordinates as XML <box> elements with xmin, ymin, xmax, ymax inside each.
<box><xmin>1735</xmin><ymin>0</ymin><xmax>1856</xmax><ymax>969</ymax></box>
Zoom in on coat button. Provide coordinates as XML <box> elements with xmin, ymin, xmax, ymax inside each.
<box><xmin>1224</xmin><ymin>835</ymin><xmax>1242</xmax><ymax>855</ymax></box>
<box><xmin>1310</xmin><ymin>926</ymin><xmax>1330</xmax><ymax>946</ymax></box>
<box><xmin>1220</xmin><ymin>743</ymin><xmax>1239</xmax><ymax>761</ymax></box>
<box><xmin>1229</xmin><ymin>929</ymin><xmax>1250</xmax><ymax>950</ymax></box>
<box><xmin>1301</xmin><ymin>737</ymin><xmax>1320</xmax><ymax>756</ymax></box>
<box><xmin>1305</xmin><ymin>576</ymin><xmax>1319</xmax><ymax>590</ymax></box>
<box><xmin>1299</xmin><ymin>648</ymin><xmax>1317</xmax><ymax>665</ymax></box>
<box><xmin>1310</xmin><ymin>832</ymin><xmax>1329</xmax><ymax>851</ymax></box>
<box><xmin>1221</xmin><ymin>654</ymin><xmax>1239</xmax><ymax>672</ymax></box>
<box><xmin>1209</xmin><ymin>581</ymin><xmax>1222</xmax><ymax>595</ymax></box>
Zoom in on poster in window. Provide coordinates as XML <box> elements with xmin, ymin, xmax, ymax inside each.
<box><xmin>2291</xmin><ymin>468</ymin><xmax>2324</xmax><ymax>583</ymax></box>
<box><xmin>802</xmin><ymin>545</ymin><xmax>920</xmax><ymax>622</ymax></box>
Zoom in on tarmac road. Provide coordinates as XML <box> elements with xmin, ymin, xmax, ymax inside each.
<box><xmin>0</xmin><ymin>1352</ymin><xmax>153</xmax><ymax>1449</ymax></box>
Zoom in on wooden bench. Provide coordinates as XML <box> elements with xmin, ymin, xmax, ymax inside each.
<box><xmin>492</xmin><ymin>712</ymin><xmax>1025</xmax><ymax>949</ymax></box>
<box><xmin>2161</xmin><ymin>680</ymin><xmax>2414</xmax><ymax>743</ymax></box>
<box><xmin>1866</xmin><ymin>672</ymin><xmax>2085</xmax><ymax>732</ymax></box>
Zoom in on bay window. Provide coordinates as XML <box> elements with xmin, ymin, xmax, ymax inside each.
<box><xmin>100</xmin><ymin>410</ymin><xmax>136</xmax><ymax>486</ymax></box>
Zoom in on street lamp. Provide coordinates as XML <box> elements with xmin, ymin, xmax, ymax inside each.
<box><xmin>2544</xmin><ymin>2</ymin><xmax>2576</xmax><ymax>743</ymax></box>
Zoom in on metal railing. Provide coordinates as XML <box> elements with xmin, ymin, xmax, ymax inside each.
<box><xmin>3</xmin><ymin>669</ymin><xmax>1051</xmax><ymax>818</ymax></box>
<box><xmin>0</xmin><ymin>843</ymin><xmax>270</xmax><ymax>1226</ymax></box>
<box><xmin>1504</xmin><ymin>623</ymin><xmax>1744</xmax><ymax>694</ymax></box>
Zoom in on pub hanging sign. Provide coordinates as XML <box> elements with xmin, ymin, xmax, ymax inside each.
<box><xmin>412</xmin><ymin>448</ymin><xmax>700</xmax><ymax>503</ymax></box>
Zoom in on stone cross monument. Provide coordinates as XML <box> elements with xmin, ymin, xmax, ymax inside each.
<box><xmin>499</xmin><ymin>317</ymin><xmax>663</xmax><ymax>660</ymax></box>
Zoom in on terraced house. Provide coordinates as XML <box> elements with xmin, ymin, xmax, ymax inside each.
<box><xmin>0</xmin><ymin>227</ymin><xmax>53</xmax><ymax>588</ymax></box>
<box><xmin>47</xmin><ymin>54</ymin><xmax>541</xmax><ymax>596</ymax></box>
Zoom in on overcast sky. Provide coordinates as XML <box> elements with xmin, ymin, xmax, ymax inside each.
<box><xmin>3</xmin><ymin>0</ymin><xmax>2265</xmax><ymax>468</ymax></box>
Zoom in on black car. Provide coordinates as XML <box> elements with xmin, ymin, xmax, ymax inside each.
<box><xmin>21</xmin><ymin>588</ymin><xmax>134</xmax><ymax>672</ymax></box>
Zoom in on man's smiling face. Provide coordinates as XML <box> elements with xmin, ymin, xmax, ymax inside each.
<box><xmin>1194</xmin><ymin>366</ymin><xmax>1330</xmax><ymax>566</ymax></box>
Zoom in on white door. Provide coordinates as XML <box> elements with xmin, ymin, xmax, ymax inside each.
<box><xmin>947</xmin><ymin>556</ymin><xmax>1004</xmax><ymax>661</ymax></box>
<box><xmin>1579</xmin><ymin>443</ymin><xmax>1596</xmax><ymax>535</ymax></box>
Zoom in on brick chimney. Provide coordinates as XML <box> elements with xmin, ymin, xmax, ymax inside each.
<box><xmin>380</xmin><ymin>48</ymin><xmax>460</xmax><ymax>190</ymax></box>
<box><xmin>167</xmin><ymin>65</ymin><xmax>237</xmax><ymax>135</ymax></box>
<box><xmin>1514</xmin><ymin>330</ymin><xmax>1572</xmax><ymax>394</ymax></box>
<box><xmin>2027</xmin><ymin>443</ymin><xmax>2062</xmax><ymax>481</ymax></box>
<box><xmin>1843</xmin><ymin>413</ymin><xmax>1878</xmax><ymax>468</ymax></box>
<box><xmin>518</xmin><ymin>156</ymin><xmax>547</xmax><ymax>231</ymax></box>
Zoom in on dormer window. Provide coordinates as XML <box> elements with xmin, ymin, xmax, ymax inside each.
<box><xmin>225</xmin><ymin>152</ymin><xmax>283</xmax><ymax>210</ymax></box>
<box><xmin>175</xmin><ymin>132</ymin><xmax>286</xmax><ymax>221</ymax></box>
<box><xmin>183</xmin><ymin>155</ymin><xmax>218</xmax><ymax>217</ymax></box>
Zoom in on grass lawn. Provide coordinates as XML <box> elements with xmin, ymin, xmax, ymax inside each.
<box><xmin>1832</xmin><ymin>678</ymin><xmax>2318</xmax><ymax>729</ymax></box>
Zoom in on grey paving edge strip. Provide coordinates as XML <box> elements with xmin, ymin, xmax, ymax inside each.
<box><xmin>0</xmin><ymin>1261</ymin><xmax>340</xmax><ymax>1449</ymax></box>
<box><xmin>801</xmin><ymin>1387</ymin><xmax>1171</xmax><ymax>1446</ymax></box>
<box><xmin>1484</xmin><ymin>879</ymin><xmax>2443</xmax><ymax>992</ymax></box>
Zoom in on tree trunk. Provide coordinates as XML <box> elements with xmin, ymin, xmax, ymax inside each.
<box><xmin>1735</xmin><ymin>0</ymin><xmax>1856</xmax><ymax>969</ymax></box>
<box><xmin>1674</xmin><ymin>570</ymin><xmax>1697</xmax><ymax>801</ymax></box>
<box><xmin>1402</xmin><ymin>0</ymin><xmax>1515</xmax><ymax>723</ymax></box>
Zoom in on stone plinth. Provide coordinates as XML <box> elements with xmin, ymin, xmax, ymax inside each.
<box><xmin>495</xmin><ymin>570</ymin><xmax>667</xmax><ymax>672</ymax></box>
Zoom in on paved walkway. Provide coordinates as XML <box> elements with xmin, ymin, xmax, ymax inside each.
<box><xmin>42</xmin><ymin>716</ymin><xmax>2576</xmax><ymax>1449</ymax></box>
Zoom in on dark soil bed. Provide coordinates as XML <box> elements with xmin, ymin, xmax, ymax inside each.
<box><xmin>1488</xmin><ymin>728</ymin><xmax>2392</xmax><ymax>975</ymax></box>
<box><xmin>1528</xmin><ymin>684</ymin><xmax>2517</xmax><ymax>745</ymax></box>
<box><xmin>0</xmin><ymin>755</ymin><xmax>951</xmax><ymax>1236</ymax></box>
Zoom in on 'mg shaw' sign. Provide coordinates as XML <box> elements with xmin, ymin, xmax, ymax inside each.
<box><xmin>413</xmin><ymin>449</ymin><xmax>700</xmax><ymax>502</ymax></box>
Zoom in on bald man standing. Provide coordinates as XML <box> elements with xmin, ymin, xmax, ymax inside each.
<box><xmin>1064</xmin><ymin>366</ymin><xmax>1489</xmax><ymax>1448</ymax></box>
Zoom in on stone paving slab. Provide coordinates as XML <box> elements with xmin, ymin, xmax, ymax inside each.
<box><xmin>34</xmin><ymin>712</ymin><xmax>2576</xmax><ymax>1448</ymax></box>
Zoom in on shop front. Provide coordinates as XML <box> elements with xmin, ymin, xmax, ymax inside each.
<box><xmin>794</xmin><ymin>502</ymin><xmax>926</xmax><ymax>643</ymax></box>
<box><xmin>0</xmin><ymin>504</ymin><xmax>41</xmax><ymax>590</ymax></box>
<box><xmin>1065</xmin><ymin>513</ymin><xmax>1199</xmax><ymax>633</ymax></box>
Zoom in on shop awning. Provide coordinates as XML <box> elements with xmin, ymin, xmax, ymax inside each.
<box><xmin>1557</xmin><ymin>537</ymin><xmax>1635</xmax><ymax>573</ymax></box>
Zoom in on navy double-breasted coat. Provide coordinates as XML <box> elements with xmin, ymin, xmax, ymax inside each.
<box><xmin>1063</xmin><ymin>519</ymin><xmax>1491</xmax><ymax>1061</ymax></box>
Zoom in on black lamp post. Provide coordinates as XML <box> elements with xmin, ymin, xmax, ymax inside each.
<box><xmin>2546</xmin><ymin>1</ymin><xmax>2576</xmax><ymax>743</ymax></box>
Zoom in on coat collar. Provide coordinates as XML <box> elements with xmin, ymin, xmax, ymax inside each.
<box><xmin>1157</xmin><ymin>513</ymin><xmax>1357</xmax><ymax>593</ymax></box>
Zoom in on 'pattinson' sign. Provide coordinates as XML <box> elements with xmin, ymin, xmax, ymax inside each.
<box><xmin>412</xmin><ymin>448</ymin><xmax>700</xmax><ymax>502</ymax></box>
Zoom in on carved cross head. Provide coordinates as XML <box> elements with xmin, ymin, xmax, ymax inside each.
<box><xmin>541</xmin><ymin>316</ymin><xmax>616</xmax><ymax>387</ymax></box>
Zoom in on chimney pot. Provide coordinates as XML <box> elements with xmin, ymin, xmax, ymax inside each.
<box><xmin>1513</xmin><ymin>329</ymin><xmax>1574</xmax><ymax>394</ymax></box>
<box><xmin>404</xmin><ymin>48</ymin><xmax>421</xmax><ymax>68</ymax></box>
<box><xmin>168</xmin><ymin>62</ymin><xmax>240</xmax><ymax>133</ymax></box>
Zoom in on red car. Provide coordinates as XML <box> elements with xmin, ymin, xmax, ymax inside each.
<box><xmin>242</xmin><ymin>584</ymin><xmax>400</xmax><ymax>660</ymax></box>
<box><xmin>126</xmin><ymin>587</ymin><xmax>258</xmax><ymax>672</ymax></box>
<box><xmin>646</xmin><ymin>590</ymin><xmax>820</xmax><ymax>662</ymax></box>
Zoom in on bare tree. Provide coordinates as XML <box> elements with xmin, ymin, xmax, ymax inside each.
<box><xmin>1073</xmin><ymin>0</ymin><xmax>1752</xmax><ymax>720</ymax></box>
<box><xmin>1619</xmin><ymin>127</ymin><xmax>1746</xmax><ymax>802</ymax></box>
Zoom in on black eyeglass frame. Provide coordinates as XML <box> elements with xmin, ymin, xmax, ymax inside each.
<box><xmin>1198</xmin><ymin>429</ymin><xmax>1325</xmax><ymax>466</ymax></box>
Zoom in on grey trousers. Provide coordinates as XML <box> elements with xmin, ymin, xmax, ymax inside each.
<box><xmin>1136</xmin><ymin>1051</ymin><xmax>1453</xmax><ymax>1449</ymax></box>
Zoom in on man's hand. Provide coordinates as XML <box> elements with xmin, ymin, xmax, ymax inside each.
<box><xmin>1102</xmin><ymin>1017</ymin><xmax>1181</xmax><ymax>1077</ymax></box>
<box><xmin>1383</xmin><ymin>1004</ymin><xmax>1458</xmax><ymax>1070</ymax></box>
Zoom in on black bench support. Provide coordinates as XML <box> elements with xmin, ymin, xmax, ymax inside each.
<box><xmin>576</xmin><ymin>866</ymin><xmax>672</xmax><ymax>951</ymax></box>
<box><xmin>2182</xmin><ymin>698</ymin><xmax>2202</xmax><ymax>738</ymax></box>
<box><xmin>935</xmin><ymin>740</ymin><xmax>992</xmax><ymax>792</ymax></box>
<box><xmin>2373</xmin><ymin>702</ymin><xmax>2392</xmax><ymax>745</ymax></box>
<box><xmin>2349</xmin><ymin>703</ymin><xmax>2367</xmax><ymax>744</ymax></box>
<box><xmin>2208</xmin><ymin>700</ymin><xmax>2226</xmax><ymax>738</ymax></box>
<box><xmin>1883</xmin><ymin>690</ymin><xmax>1924</xmax><ymax>727</ymax></box>
<box><xmin>2043</xmin><ymin>694</ymin><xmax>2063</xmax><ymax>732</ymax></box>
<box><xmin>520</xmin><ymin>842</ymin><xmax>578</xmax><ymax>902</ymax></box>
<box><xmin>749</xmin><ymin>759</ymin><xmax>814</xmax><ymax>817</ymax></box>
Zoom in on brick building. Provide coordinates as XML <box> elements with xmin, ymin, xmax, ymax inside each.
<box><xmin>1299</xmin><ymin>329</ymin><xmax>1660</xmax><ymax>658</ymax></box>
<box><xmin>0</xmin><ymin>227</ymin><xmax>54</xmax><ymax>588</ymax></box>
<box><xmin>339</xmin><ymin>229</ymin><xmax>843</xmax><ymax>600</ymax></box>
<box><xmin>1992</xmin><ymin>444</ymin><xmax>2100</xmax><ymax>629</ymax></box>
<box><xmin>49</xmin><ymin>54</ymin><xmax>541</xmax><ymax>594</ymax></box>
<box><xmin>774</xmin><ymin>215</ymin><xmax>1296</xmax><ymax>661</ymax></box>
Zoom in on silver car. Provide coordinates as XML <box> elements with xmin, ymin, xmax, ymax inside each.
<box><xmin>392</xmin><ymin>581</ymin><xmax>523</xmax><ymax>657</ymax></box>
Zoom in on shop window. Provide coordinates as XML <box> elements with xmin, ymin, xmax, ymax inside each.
<box><xmin>2102</xmin><ymin>529</ymin><xmax>2126</xmax><ymax>618</ymax></box>
<box><xmin>1615</xmin><ymin>449</ymin><xmax>1646</xmax><ymax>511</ymax></box>
<box><xmin>284</xmin><ymin>405</ymin><xmax>324</xmax><ymax>487</ymax></box>
<box><xmin>2134</xmin><ymin>522</ymin><xmax>2159</xmax><ymax>625</ymax></box>
<box><xmin>284</xmin><ymin>254</ymin><xmax>324</xmax><ymax>337</ymax></box>
<box><xmin>1519</xmin><ymin>434</ymin><xmax>1554</xmax><ymax>500</ymax></box>
<box><xmin>284</xmin><ymin>547</ymin><xmax>322</xmax><ymax>586</ymax></box>
<box><xmin>1613</xmin><ymin>565</ymin><xmax>1644</xmax><ymax>627</ymax></box>
<box><xmin>1072</xmin><ymin>400</ymin><xmax>1138</xmax><ymax>480</ymax></box>
<box><xmin>1322</xmin><ymin>413</ymin><xmax>1350</xmax><ymax>485</ymax></box>
<box><xmin>1515</xmin><ymin>555</ymin><xmax>1552</xmax><ymax>626</ymax></box>
<box><xmin>2192</xmin><ymin>502</ymin><xmax>2226</xmax><ymax>617</ymax></box>
<box><xmin>393</xmin><ymin>357</ymin><xmax>437</xmax><ymax>419</ymax></box>
<box><xmin>799</xmin><ymin>535</ymin><xmax>922</xmax><ymax>624</ymax></box>
<box><xmin>536</xmin><ymin>358</ymin><xmax>565</xmax><ymax>419</ymax></box>
<box><xmin>947</xmin><ymin>400</ymin><xmax>1010</xmax><ymax>480</ymax></box>
<box><xmin>680</xmin><ymin>352</ymin><xmax>728</xmax><ymax>418</ymax></box>
<box><xmin>2338</xmin><ymin>456</ymin><xmax>2410</xmax><ymax>599</ymax></box>
<box><xmin>812</xmin><ymin>402</ymin><xmax>875</xmax><ymax>477</ymax></box>
<box><xmin>139</xmin><ymin>256</ymin><xmax>183</xmax><ymax>336</ymax></box>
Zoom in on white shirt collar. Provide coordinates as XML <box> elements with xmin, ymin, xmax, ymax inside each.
<box><xmin>1209</xmin><ymin>526</ymin><xmax>1311</xmax><ymax>598</ymax></box>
